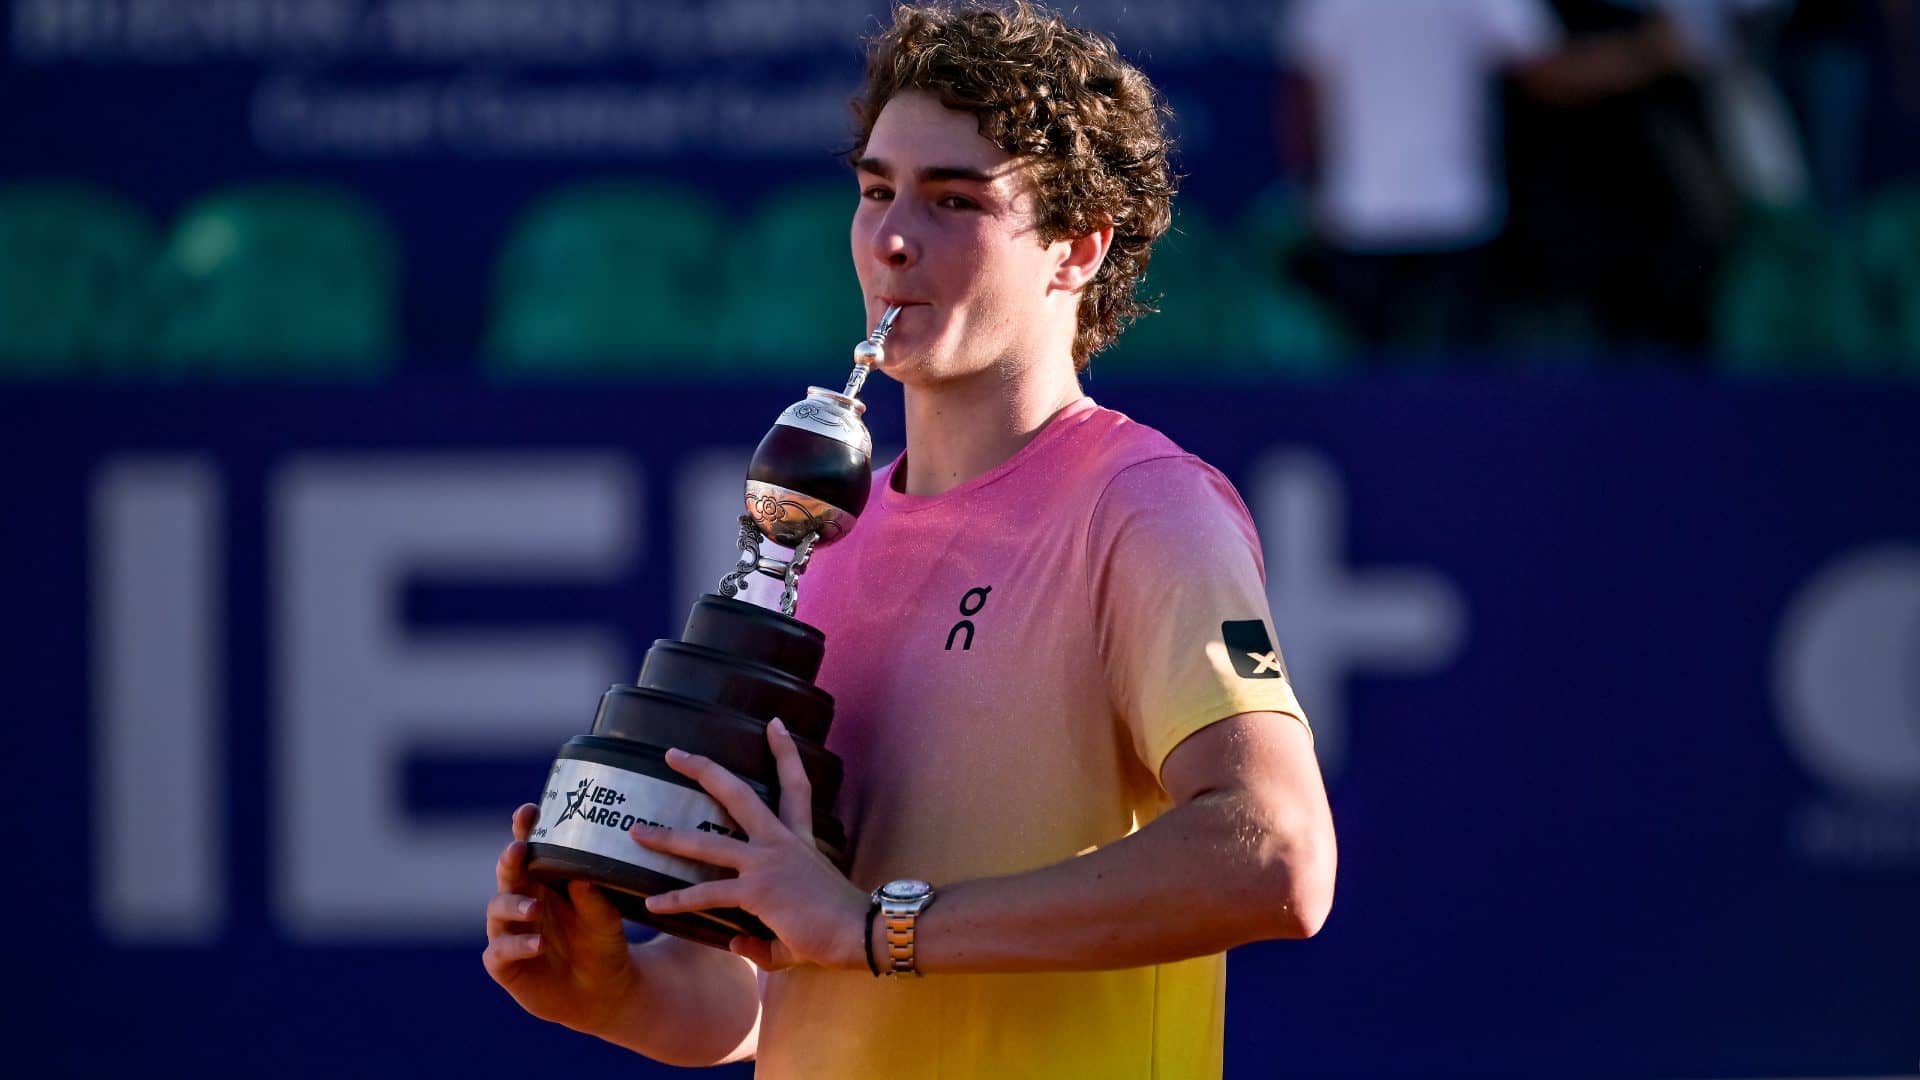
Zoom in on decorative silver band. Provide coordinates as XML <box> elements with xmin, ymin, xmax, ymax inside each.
<box><xmin>745</xmin><ymin>481</ymin><xmax>856</xmax><ymax>547</ymax></box>
<box><xmin>775</xmin><ymin>389</ymin><xmax>873</xmax><ymax>457</ymax></box>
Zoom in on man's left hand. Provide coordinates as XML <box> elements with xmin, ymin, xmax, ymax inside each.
<box><xmin>630</xmin><ymin>718</ymin><xmax>869</xmax><ymax>972</ymax></box>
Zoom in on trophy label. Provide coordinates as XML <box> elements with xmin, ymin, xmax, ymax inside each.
<box><xmin>532</xmin><ymin>758</ymin><xmax>744</xmax><ymax>885</ymax></box>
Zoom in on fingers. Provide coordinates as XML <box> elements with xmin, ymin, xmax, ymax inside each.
<box><xmin>766</xmin><ymin>719</ymin><xmax>814</xmax><ymax>840</ymax></box>
<box><xmin>483</xmin><ymin>878</ymin><xmax>544</xmax><ymax>977</ymax></box>
<box><xmin>487</xmin><ymin>869</ymin><xmax>557</xmax><ymax>934</ymax></box>
<box><xmin>482</xmin><ymin>931</ymin><xmax>543</xmax><ymax>976</ymax></box>
<box><xmin>495</xmin><ymin>804</ymin><xmax>540</xmax><ymax>893</ymax></box>
<box><xmin>496</xmin><ymin>837</ymin><xmax>528</xmax><ymax>894</ymax></box>
<box><xmin>629</xmin><ymin>819</ymin><xmax>749</xmax><ymax>870</ymax></box>
<box><xmin>643</xmin><ymin>879</ymin><xmax>744</xmax><ymax>916</ymax></box>
<box><xmin>493</xmin><ymin>805</ymin><xmax>563</xmax><ymax>944</ymax></box>
<box><xmin>729</xmin><ymin>935</ymin><xmax>776</xmax><ymax>970</ymax></box>
<box><xmin>566</xmin><ymin>878</ymin><xmax>626</xmax><ymax>936</ymax></box>
<box><xmin>487</xmin><ymin>891</ymin><xmax>540</xmax><ymax>932</ymax></box>
<box><xmin>662</xmin><ymin>748</ymin><xmax>782</xmax><ymax>837</ymax></box>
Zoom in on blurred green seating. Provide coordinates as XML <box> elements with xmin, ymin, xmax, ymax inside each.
<box><xmin>725</xmin><ymin>180</ymin><xmax>867</xmax><ymax>371</ymax></box>
<box><xmin>1239</xmin><ymin>183</ymin><xmax>1314</xmax><ymax>273</ymax></box>
<box><xmin>487</xmin><ymin>181</ymin><xmax>727</xmax><ymax>377</ymax></box>
<box><xmin>0</xmin><ymin>182</ymin><xmax>158</xmax><ymax>375</ymax></box>
<box><xmin>1859</xmin><ymin>184</ymin><xmax>1920</xmax><ymax>373</ymax></box>
<box><xmin>106</xmin><ymin>182</ymin><xmax>399</xmax><ymax>378</ymax></box>
<box><xmin>1713</xmin><ymin>204</ymin><xmax>1879</xmax><ymax>376</ymax></box>
<box><xmin>1095</xmin><ymin>204</ymin><xmax>1346</xmax><ymax>378</ymax></box>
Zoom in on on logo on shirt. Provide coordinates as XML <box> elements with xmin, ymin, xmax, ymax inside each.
<box><xmin>945</xmin><ymin>586</ymin><xmax>993</xmax><ymax>651</ymax></box>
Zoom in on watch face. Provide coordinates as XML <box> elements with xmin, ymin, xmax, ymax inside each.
<box><xmin>881</xmin><ymin>879</ymin><xmax>933</xmax><ymax>902</ymax></box>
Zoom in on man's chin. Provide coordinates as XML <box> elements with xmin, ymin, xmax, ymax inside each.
<box><xmin>875</xmin><ymin>355</ymin><xmax>922</xmax><ymax>385</ymax></box>
<box><xmin>870</xmin><ymin>330</ymin><xmax>934</xmax><ymax>378</ymax></box>
<box><xmin>872</xmin><ymin>348</ymin><xmax>947</xmax><ymax>388</ymax></box>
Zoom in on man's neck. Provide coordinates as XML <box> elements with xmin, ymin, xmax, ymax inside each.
<box><xmin>896</xmin><ymin>354</ymin><xmax>1086</xmax><ymax>498</ymax></box>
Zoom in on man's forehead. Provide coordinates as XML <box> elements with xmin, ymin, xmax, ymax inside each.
<box><xmin>864</xmin><ymin>90</ymin><xmax>1024</xmax><ymax>181</ymax></box>
<box><xmin>854</xmin><ymin>154</ymin><xmax>1028</xmax><ymax>188</ymax></box>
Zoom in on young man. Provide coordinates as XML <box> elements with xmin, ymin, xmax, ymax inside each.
<box><xmin>483</xmin><ymin>4</ymin><xmax>1336</xmax><ymax>1076</ymax></box>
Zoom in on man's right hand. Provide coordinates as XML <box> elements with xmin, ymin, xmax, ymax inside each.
<box><xmin>483</xmin><ymin>803</ymin><xmax>641</xmax><ymax>1035</ymax></box>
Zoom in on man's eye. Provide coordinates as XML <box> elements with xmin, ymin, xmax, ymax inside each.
<box><xmin>861</xmin><ymin>186</ymin><xmax>893</xmax><ymax>201</ymax></box>
<box><xmin>939</xmin><ymin>195</ymin><xmax>978</xmax><ymax>210</ymax></box>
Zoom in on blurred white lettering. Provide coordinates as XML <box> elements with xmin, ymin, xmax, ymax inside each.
<box><xmin>13</xmin><ymin>0</ymin><xmax>1276</xmax><ymax>65</ymax></box>
<box><xmin>272</xmin><ymin>456</ymin><xmax>637</xmax><ymax>940</ymax></box>
<box><xmin>91</xmin><ymin>458</ymin><xmax>225</xmax><ymax>943</ymax></box>
<box><xmin>1778</xmin><ymin>545</ymin><xmax>1920</xmax><ymax>866</ymax></box>
<box><xmin>13</xmin><ymin>0</ymin><xmax>358</xmax><ymax>61</ymax></box>
<box><xmin>1248</xmin><ymin>450</ymin><xmax>1469</xmax><ymax>778</ymax></box>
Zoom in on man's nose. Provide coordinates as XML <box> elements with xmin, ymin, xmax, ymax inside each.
<box><xmin>868</xmin><ymin>206</ymin><xmax>918</xmax><ymax>270</ymax></box>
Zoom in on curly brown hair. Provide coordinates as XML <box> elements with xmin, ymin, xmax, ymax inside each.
<box><xmin>848</xmin><ymin>1</ymin><xmax>1177</xmax><ymax>370</ymax></box>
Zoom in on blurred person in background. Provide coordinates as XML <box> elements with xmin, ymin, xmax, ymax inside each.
<box><xmin>1777</xmin><ymin>0</ymin><xmax>1875</xmax><ymax>212</ymax></box>
<box><xmin>1776</xmin><ymin>0</ymin><xmax>1918</xmax><ymax>211</ymax></box>
<box><xmin>1498</xmin><ymin>0</ymin><xmax>1784</xmax><ymax>359</ymax></box>
<box><xmin>1892</xmin><ymin>0</ymin><xmax>1920</xmax><ymax>122</ymax></box>
<box><xmin>481</xmin><ymin>3</ymin><xmax>1336</xmax><ymax>1078</ymax></box>
<box><xmin>1279</xmin><ymin>0</ymin><xmax>1689</xmax><ymax>358</ymax></box>
<box><xmin>1662</xmin><ymin>0</ymin><xmax>1808</xmax><ymax>211</ymax></box>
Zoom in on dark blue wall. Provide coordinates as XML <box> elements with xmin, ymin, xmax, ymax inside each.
<box><xmin>4</xmin><ymin>374</ymin><xmax>1916</xmax><ymax>1077</ymax></box>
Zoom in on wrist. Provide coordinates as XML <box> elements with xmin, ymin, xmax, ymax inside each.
<box><xmin>846</xmin><ymin>894</ymin><xmax>880</xmax><ymax>973</ymax></box>
<box><xmin>567</xmin><ymin>944</ymin><xmax>646</xmax><ymax>1040</ymax></box>
<box><xmin>869</xmin><ymin>879</ymin><xmax>937</xmax><ymax>976</ymax></box>
<box><xmin>864</xmin><ymin>898</ymin><xmax>883</xmax><ymax>975</ymax></box>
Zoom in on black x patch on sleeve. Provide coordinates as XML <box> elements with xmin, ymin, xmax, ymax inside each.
<box><xmin>1222</xmin><ymin>619</ymin><xmax>1286</xmax><ymax>679</ymax></box>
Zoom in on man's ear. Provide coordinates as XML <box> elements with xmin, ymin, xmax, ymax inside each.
<box><xmin>1050</xmin><ymin>221</ymin><xmax>1113</xmax><ymax>293</ymax></box>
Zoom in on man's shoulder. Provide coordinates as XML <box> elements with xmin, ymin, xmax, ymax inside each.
<box><xmin>1070</xmin><ymin>405</ymin><xmax>1245</xmax><ymax>522</ymax></box>
<box><xmin>1071</xmin><ymin>402</ymin><xmax>1196</xmax><ymax>477</ymax></box>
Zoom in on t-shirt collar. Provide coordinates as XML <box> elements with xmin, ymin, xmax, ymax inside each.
<box><xmin>879</xmin><ymin>395</ymin><xmax>1099</xmax><ymax>512</ymax></box>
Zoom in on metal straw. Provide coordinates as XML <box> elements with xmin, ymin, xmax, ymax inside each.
<box><xmin>843</xmin><ymin>304</ymin><xmax>903</xmax><ymax>400</ymax></box>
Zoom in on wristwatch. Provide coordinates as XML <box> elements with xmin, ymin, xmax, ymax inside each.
<box><xmin>869</xmin><ymin>879</ymin><xmax>936</xmax><ymax>976</ymax></box>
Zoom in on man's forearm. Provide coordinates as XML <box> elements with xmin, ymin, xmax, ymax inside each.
<box><xmin>899</xmin><ymin>785</ymin><xmax>1335</xmax><ymax>975</ymax></box>
<box><xmin>585</xmin><ymin>933</ymin><xmax>761</xmax><ymax>1066</ymax></box>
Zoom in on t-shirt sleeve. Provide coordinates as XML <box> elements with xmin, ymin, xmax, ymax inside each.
<box><xmin>1087</xmin><ymin>455</ymin><xmax>1311</xmax><ymax>783</ymax></box>
<box><xmin>1478</xmin><ymin>0</ymin><xmax>1563</xmax><ymax>64</ymax></box>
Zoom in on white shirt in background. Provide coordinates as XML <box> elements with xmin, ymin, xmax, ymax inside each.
<box><xmin>1283</xmin><ymin>0</ymin><xmax>1563</xmax><ymax>251</ymax></box>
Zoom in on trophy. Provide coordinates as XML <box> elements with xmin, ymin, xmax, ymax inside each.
<box><xmin>523</xmin><ymin>306</ymin><xmax>903</xmax><ymax>948</ymax></box>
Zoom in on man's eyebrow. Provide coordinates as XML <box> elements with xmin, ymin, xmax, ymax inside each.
<box><xmin>853</xmin><ymin>157</ymin><xmax>997</xmax><ymax>185</ymax></box>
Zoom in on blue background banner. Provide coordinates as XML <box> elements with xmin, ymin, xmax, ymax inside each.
<box><xmin>5</xmin><ymin>375</ymin><xmax>1916</xmax><ymax>1077</ymax></box>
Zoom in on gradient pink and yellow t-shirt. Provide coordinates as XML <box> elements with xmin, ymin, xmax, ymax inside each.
<box><xmin>756</xmin><ymin>397</ymin><xmax>1309</xmax><ymax>1080</ymax></box>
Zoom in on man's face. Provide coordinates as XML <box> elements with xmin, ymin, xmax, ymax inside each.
<box><xmin>851</xmin><ymin>90</ymin><xmax>1068</xmax><ymax>384</ymax></box>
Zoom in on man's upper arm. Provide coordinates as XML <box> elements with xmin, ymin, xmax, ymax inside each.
<box><xmin>1160</xmin><ymin>710</ymin><xmax>1320</xmax><ymax>809</ymax></box>
<box><xmin>1087</xmin><ymin>456</ymin><xmax>1308</xmax><ymax>779</ymax></box>
<box><xmin>1161</xmin><ymin>710</ymin><xmax>1336</xmax><ymax>937</ymax></box>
